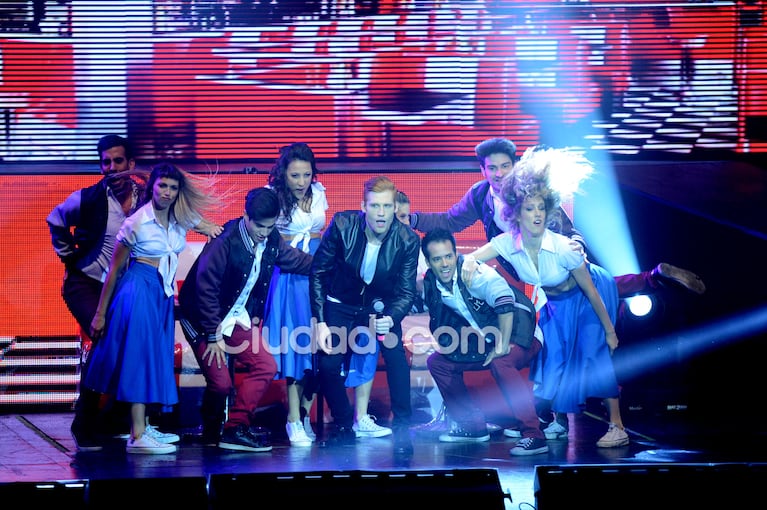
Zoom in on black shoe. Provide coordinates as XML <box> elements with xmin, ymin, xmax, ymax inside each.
<box><xmin>438</xmin><ymin>423</ymin><xmax>490</xmax><ymax>443</ymax></box>
<box><xmin>509</xmin><ymin>437</ymin><xmax>549</xmax><ymax>456</ymax></box>
<box><xmin>218</xmin><ymin>424</ymin><xmax>272</xmax><ymax>452</ymax></box>
<box><xmin>248</xmin><ymin>426</ymin><xmax>270</xmax><ymax>439</ymax></box>
<box><xmin>319</xmin><ymin>426</ymin><xmax>356</xmax><ymax>448</ymax></box>
<box><xmin>71</xmin><ymin>422</ymin><xmax>104</xmax><ymax>452</ymax></box>
<box><xmin>201</xmin><ymin>429</ymin><xmax>221</xmax><ymax>447</ymax></box>
<box><xmin>393</xmin><ymin>427</ymin><xmax>413</xmax><ymax>456</ymax></box>
<box><xmin>71</xmin><ymin>432</ymin><xmax>103</xmax><ymax>452</ymax></box>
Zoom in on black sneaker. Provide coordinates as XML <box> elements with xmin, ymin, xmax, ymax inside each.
<box><xmin>71</xmin><ymin>432</ymin><xmax>103</xmax><ymax>452</ymax></box>
<box><xmin>393</xmin><ymin>426</ymin><xmax>413</xmax><ymax>456</ymax></box>
<box><xmin>509</xmin><ymin>437</ymin><xmax>549</xmax><ymax>456</ymax></box>
<box><xmin>71</xmin><ymin>422</ymin><xmax>104</xmax><ymax>452</ymax></box>
<box><xmin>218</xmin><ymin>424</ymin><xmax>272</xmax><ymax>452</ymax></box>
<box><xmin>438</xmin><ymin>424</ymin><xmax>490</xmax><ymax>443</ymax></box>
<box><xmin>319</xmin><ymin>426</ymin><xmax>356</xmax><ymax>448</ymax></box>
<box><xmin>248</xmin><ymin>426</ymin><xmax>270</xmax><ymax>439</ymax></box>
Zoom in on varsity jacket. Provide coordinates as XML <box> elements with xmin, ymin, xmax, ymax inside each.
<box><xmin>178</xmin><ymin>217</ymin><xmax>312</xmax><ymax>342</ymax></box>
<box><xmin>422</xmin><ymin>255</ymin><xmax>537</xmax><ymax>362</ymax></box>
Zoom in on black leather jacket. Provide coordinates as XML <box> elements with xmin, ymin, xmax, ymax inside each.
<box><xmin>310</xmin><ymin>210</ymin><xmax>420</xmax><ymax>326</ymax></box>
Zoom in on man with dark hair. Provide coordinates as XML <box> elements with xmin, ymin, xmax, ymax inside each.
<box><xmin>420</xmin><ymin>228</ymin><xmax>548</xmax><ymax>455</ymax></box>
<box><xmin>178</xmin><ymin>187</ymin><xmax>313</xmax><ymax>451</ymax></box>
<box><xmin>311</xmin><ymin>175</ymin><xmax>420</xmax><ymax>455</ymax></box>
<box><xmin>47</xmin><ymin>134</ymin><xmax>149</xmax><ymax>451</ymax></box>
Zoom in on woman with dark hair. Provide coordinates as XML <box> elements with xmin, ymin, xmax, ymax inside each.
<box><xmin>85</xmin><ymin>162</ymin><xmax>222</xmax><ymax>454</ymax></box>
<box><xmin>265</xmin><ymin>142</ymin><xmax>328</xmax><ymax>446</ymax></box>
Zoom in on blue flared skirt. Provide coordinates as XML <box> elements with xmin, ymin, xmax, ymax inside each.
<box><xmin>84</xmin><ymin>261</ymin><xmax>179</xmax><ymax>406</ymax></box>
<box><xmin>264</xmin><ymin>237</ymin><xmax>318</xmax><ymax>382</ymax></box>
<box><xmin>529</xmin><ymin>263</ymin><xmax>620</xmax><ymax>414</ymax></box>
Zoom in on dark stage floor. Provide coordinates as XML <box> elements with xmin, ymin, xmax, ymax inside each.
<box><xmin>1</xmin><ymin>409</ymin><xmax>766</xmax><ymax>508</ymax></box>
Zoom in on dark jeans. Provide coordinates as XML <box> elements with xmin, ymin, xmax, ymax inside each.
<box><xmin>318</xmin><ymin>300</ymin><xmax>412</xmax><ymax>429</ymax></box>
<box><xmin>64</xmin><ymin>269</ymin><xmax>129</xmax><ymax>438</ymax></box>
<box><xmin>62</xmin><ymin>269</ymin><xmax>102</xmax><ymax>334</ymax></box>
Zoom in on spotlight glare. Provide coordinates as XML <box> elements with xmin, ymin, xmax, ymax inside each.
<box><xmin>627</xmin><ymin>295</ymin><xmax>653</xmax><ymax>317</ymax></box>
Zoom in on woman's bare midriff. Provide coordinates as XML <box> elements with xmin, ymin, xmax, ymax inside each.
<box><xmin>543</xmin><ymin>274</ymin><xmax>577</xmax><ymax>296</ymax></box>
<box><xmin>135</xmin><ymin>257</ymin><xmax>161</xmax><ymax>268</ymax></box>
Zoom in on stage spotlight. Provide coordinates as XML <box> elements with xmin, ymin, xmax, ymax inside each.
<box><xmin>626</xmin><ymin>295</ymin><xmax>653</xmax><ymax>318</ymax></box>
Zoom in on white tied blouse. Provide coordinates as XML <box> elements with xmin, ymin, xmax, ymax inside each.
<box><xmin>117</xmin><ymin>202</ymin><xmax>198</xmax><ymax>298</ymax></box>
<box><xmin>489</xmin><ymin>229</ymin><xmax>583</xmax><ymax>311</ymax></box>
<box><xmin>273</xmin><ymin>182</ymin><xmax>328</xmax><ymax>252</ymax></box>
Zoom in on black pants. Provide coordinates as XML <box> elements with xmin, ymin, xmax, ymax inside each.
<box><xmin>317</xmin><ymin>301</ymin><xmax>411</xmax><ymax>429</ymax></box>
<box><xmin>64</xmin><ymin>270</ymin><xmax>129</xmax><ymax>438</ymax></box>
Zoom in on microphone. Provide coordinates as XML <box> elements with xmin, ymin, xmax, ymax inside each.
<box><xmin>372</xmin><ymin>299</ymin><xmax>386</xmax><ymax>342</ymax></box>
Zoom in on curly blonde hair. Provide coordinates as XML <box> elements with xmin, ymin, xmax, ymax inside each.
<box><xmin>500</xmin><ymin>147</ymin><xmax>594</xmax><ymax>234</ymax></box>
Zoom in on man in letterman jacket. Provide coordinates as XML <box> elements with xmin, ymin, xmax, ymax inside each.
<box><xmin>178</xmin><ymin>187</ymin><xmax>312</xmax><ymax>451</ymax></box>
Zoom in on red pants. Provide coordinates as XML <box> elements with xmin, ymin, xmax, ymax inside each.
<box><xmin>427</xmin><ymin>340</ymin><xmax>545</xmax><ymax>440</ymax></box>
<box><xmin>193</xmin><ymin>325</ymin><xmax>277</xmax><ymax>429</ymax></box>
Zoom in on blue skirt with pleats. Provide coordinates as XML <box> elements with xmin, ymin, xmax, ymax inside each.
<box><xmin>84</xmin><ymin>261</ymin><xmax>179</xmax><ymax>406</ymax></box>
<box><xmin>529</xmin><ymin>263</ymin><xmax>620</xmax><ymax>413</ymax></box>
<box><xmin>264</xmin><ymin>237</ymin><xmax>318</xmax><ymax>382</ymax></box>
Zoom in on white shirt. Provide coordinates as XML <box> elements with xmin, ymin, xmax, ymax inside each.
<box><xmin>490</xmin><ymin>229</ymin><xmax>583</xmax><ymax>311</ymax></box>
<box><xmin>220</xmin><ymin>224</ymin><xmax>265</xmax><ymax>337</ymax></box>
<box><xmin>273</xmin><ymin>182</ymin><xmax>328</xmax><ymax>253</ymax></box>
<box><xmin>117</xmin><ymin>202</ymin><xmax>195</xmax><ymax>297</ymax></box>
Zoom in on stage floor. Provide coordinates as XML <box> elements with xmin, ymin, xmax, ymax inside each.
<box><xmin>2</xmin><ymin>409</ymin><xmax>765</xmax><ymax>508</ymax></box>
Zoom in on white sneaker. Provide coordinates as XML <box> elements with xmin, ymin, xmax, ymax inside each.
<box><xmin>126</xmin><ymin>434</ymin><xmax>177</xmax><ymax>454</ymax></box>
<box><xmin>303</xmin><ymin>416</ymin><xmax>316</xmax><ymax>442</ymax></box>
<box><xmin>503</xmin><ymin>427</ymin><xmax>522</xmax><ymax>438</ymax></box>
<box><xmin>596</xmin><ymin>423</ymin><xmax>629</xmax><ymax>448</ymax></box>
<box><xmin>286</xmin><ymin>421</ymin><xmax>312</xmax><ymax>447</ymax></box>
<box><xmin>543</xmin><ymin>421</ymin><xmax>568</xmax><ymax>440</ymax></box>
<box><xmin>144</xmin><ymin>424</ymin><xmax>180</xmax><ymax>444</ymax></box>
<box><xmin>353</xmin><ymin>414</ymin><xmax>392</xmax><ymax>438</ymax></box>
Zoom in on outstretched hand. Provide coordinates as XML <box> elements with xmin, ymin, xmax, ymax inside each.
<box><xmin>461</xmin><ymin>255</ymin><xmax>479</xmax><ymax>287</ymax></box>
<box><xmin>202</xmin><ymin>341</ymin><xmax>228</xmax><ymax>369</ymax></box>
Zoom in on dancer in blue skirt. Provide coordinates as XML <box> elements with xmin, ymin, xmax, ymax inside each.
<box><xmin>461</xmin><ymin>148</ymin><xmax>629</xmax><ymax>448</ymax></box>
<box><xmin>85</xmin><ymin>162</ymin><xmax>222</xmax><ymax>454</ymax></box>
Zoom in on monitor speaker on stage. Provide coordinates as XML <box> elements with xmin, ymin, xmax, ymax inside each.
<box><xmin>209</xmin><ymin>469</ymin><xmax>508</xmax><ymax>508</ymax></box>
<box><xmin>87</xmin><ymin>476</ymin><xmax>208</xmax><ymax>508</ymax></box>
<box><xmin>535</xmin><ymin>463</ymin><xmax>764</xmax><ymax>509</ymax></box>
<box><xmin>0</xmin><ymin>480</ymin><xmax>87</xmax><ymax>509</ymax></box>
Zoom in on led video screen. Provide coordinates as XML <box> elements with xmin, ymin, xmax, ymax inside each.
<box><xmin>1</xmin><ymin>0</ymin><xmax>765</xmax><ymax>167</ymax></box>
